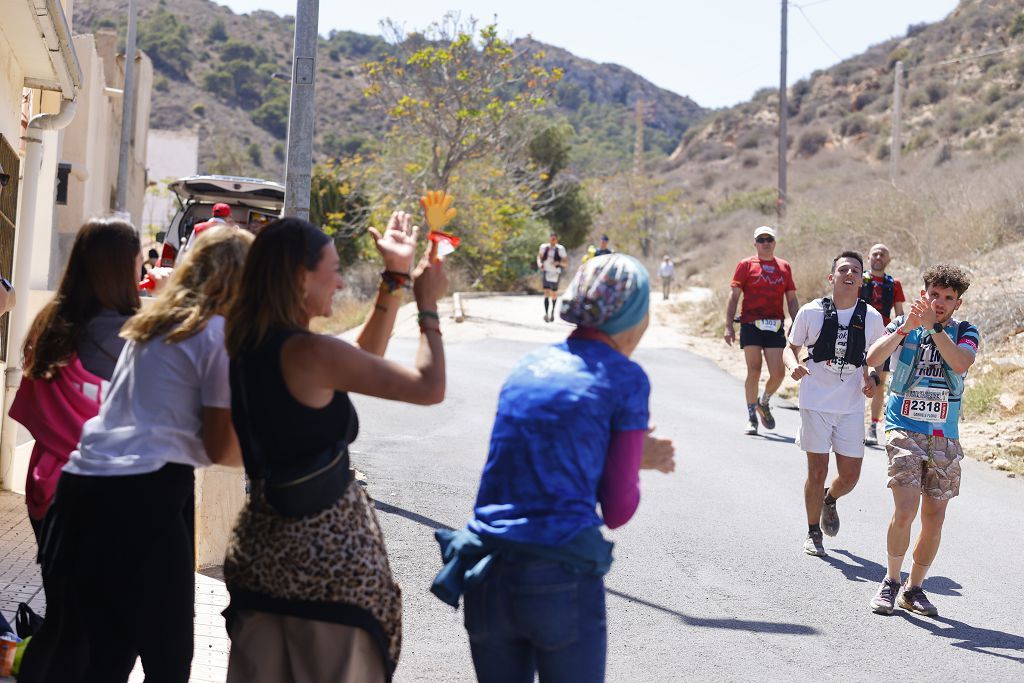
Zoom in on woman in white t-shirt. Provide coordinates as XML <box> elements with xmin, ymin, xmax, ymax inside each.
<box><xmin>20</xmin><ymin>226</ymin><xmax>253</xmax><ymax>683</ymax></box>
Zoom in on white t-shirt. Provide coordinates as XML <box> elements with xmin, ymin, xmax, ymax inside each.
<box><xmin>64</xmin><ymin>315</ymin><xmax>232</xmax><ymax>477</ymax></box>
<box><xmin>658</xmin><ymin>261</ymin><xmax>675</xmax><ymax>278</ymax></box>
<box><xmin>788</xmin><ymin>299</ymin><xmax>885</xmax><ymax>414</ymax></box>
<box><xmin>538</xmin><ymin>243</ymin><xmax>567</xmax><ymax>277</ymax></box>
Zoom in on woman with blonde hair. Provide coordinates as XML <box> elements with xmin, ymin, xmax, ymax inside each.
<box><xmin>222</xmin><ymin>213</ymin><xmax>446</xmax><ymax>681</ymax></box>
<box><xmin>9</xmin><ymin>218</ymin><xmax>141</xmax><ymax>538</ymax></box>
<box><xmin>20</xmin><ymin>226</ymin><xmax>252</xmax><ymax>683</ymax></box>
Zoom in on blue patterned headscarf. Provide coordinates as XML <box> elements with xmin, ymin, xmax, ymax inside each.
<box><xmin>559</xmin><ymin>254</ymin><xmax>650</xmax><ymax>335</ymax></box>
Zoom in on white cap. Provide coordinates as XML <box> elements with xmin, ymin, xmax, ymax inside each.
<box><xmin>753</xmin><ymin>225</ymin><xmax>777</xmax><ymax>239</ymax></box>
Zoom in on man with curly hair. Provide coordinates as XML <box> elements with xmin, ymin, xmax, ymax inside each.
<box><xmin>864</xmin><ymin>264</ymin><xmax>979</xmax><ymax>617</ymax></box>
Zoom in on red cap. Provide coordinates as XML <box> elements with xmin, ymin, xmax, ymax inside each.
<box><xmin>212</xmin><ymin>203</ymin><xmax>231</xmax><ymax>218</ymax></box>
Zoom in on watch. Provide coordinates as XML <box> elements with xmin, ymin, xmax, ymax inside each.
<box><xmin>926</xmin><ymin>322</ymin><xmax>943</xmax><ymax>336</ymax></box>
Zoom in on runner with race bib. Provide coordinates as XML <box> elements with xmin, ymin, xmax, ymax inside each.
<box><xmin>865</xmin><ymin>264</ymin><xmax>980</xmax><ymax>618</ymax></box>
<box><xmin>724</xmin><ymin>226</ymin><xmax>799</xmax><ymax>435</ymax></box>
<box><xmin>785</xmin><ymin>251</ymin><xmax>885</xmax><ymax>558</ymax></box>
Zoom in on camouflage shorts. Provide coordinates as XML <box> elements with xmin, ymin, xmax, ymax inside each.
<box><xmin>885</xmin><ymin>429</ymin><xmax>964</xmax><ymax>500</ymax></box>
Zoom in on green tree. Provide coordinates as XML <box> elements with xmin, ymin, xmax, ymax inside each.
<box><xmin>253</xmin><ymin>95</ymin><xmax>290</xmax><ymax>138</ymax></box>
<box><xmin>137</xmin><ymin>7</ymin><xmax>192</xmax><ymax>79</ymax></box>
<box><xmin>363</xmin><ymin>15</ymin><xmax>563</xmax><ymax>190</ymax></box>
<box><xmin>309</xmin><ymin>160</ymin><xmax>373</xmax><ymax>267</ymax></box>
<box><xmin>208</xmin><ymin>18</ymin><xmax>228</xmax><ymax>42</ymax></box>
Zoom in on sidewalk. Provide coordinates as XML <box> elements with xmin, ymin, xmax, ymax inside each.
<box><xmin>0</xmin><ymin>490</ymin><xmax>231</xmax><ymax>682</ymax></box>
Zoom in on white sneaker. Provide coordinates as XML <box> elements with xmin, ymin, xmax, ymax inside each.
<box><xmin>865</xmin><ymin>422</ymin><xmax>880</xmax><ymax>446</ymax></box>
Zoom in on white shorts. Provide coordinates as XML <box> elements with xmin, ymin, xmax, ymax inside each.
<box><xmin>796</xmin><ymin>409</ymin><xmax>865</xmax><ymax>458</ymax></box>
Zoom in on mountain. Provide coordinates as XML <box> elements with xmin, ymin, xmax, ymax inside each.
<box><xmin>71</xmin><ymin>0</ymin><xmax>708</xmax><ymax>179</ymax></box>
<box><xmin>665</xmin><ymin>0</ymin><xmax>1024</xmax><ymax>186</ymax></box>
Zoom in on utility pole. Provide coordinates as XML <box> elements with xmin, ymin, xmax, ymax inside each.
<box><xmin>890</xmin><ymin>60</ymin><xmax>903</xmax><ymax>183</ymax></box>
<box><xmin>283</xmin><ymin>0</ymin><xmax>319</xmax><ymax>220</ymax></box>
<box><xmin>115</xmin><ymin>0</ymin><xmax>137</xmax><ymax>215</ymax></box>
<box><xmin>777</xmin><ymin>0</ymin><xmax>788</xmax><ymax>220</ymax></box>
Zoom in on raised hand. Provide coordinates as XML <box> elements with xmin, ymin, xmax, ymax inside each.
<box><xmin>420</xmin><ymin>191</ymin><xmax>457</xmax><ymax>231</ymax></box>
<box><xmin>412</xmin><ymin>240</ymin><xmax>449</xmax><ymax>310</ymax></box>
<box><xmin>904</xmin><ymin>297</ymin><xmax>928</xmax><ymax>331</ymax></box>
<box><xmin>368</xmin><ymin>211</ymin><xmax>420</xmax><ymax>274</ymax></box>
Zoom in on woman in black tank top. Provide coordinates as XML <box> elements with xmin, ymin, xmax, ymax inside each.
<box><xmin>223</xmin><ymin>215</ymin><xmax>447</xmax><ymax>682</ymax></box>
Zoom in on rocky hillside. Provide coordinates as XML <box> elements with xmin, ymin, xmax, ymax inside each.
<box><xmin>664</xmin><ymin>0</ymin><xmax>1024</xmax><ymax>198</ymax></box>
<box><xmin>72</xmin><ymin>0</ymin><xmax>706</xmax><ymax>180</ymax></box>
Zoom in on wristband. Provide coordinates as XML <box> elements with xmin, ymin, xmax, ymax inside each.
<box><xmin>870</xmin><ymin>373</ymin><xmax>881</xmax><ymax>386</ymax></box>
<box><xmin>896</xmin><ymin>327</ymin><xmax>910</xmax><ymax>336</ymax></box>
<box><xmin>380</xmin><ymin>270</ymin><xmax>411</xmax><ymax>295</ymax></box>
<box><xmin>417</xmin><ymin>310</ymin><xmax>440</xmax><ymax>324</ymax></box>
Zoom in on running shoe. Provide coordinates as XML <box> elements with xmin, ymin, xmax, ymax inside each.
<box><xmin>820</xmin><ymin>491</ymin><xmax>840</xmax><ymax>537</ymax></box>
<box><xmin>803</xmin><ymin>530</ymin><xmax>825</xmax><ymax>556</ymax></box>
<box><xmin>755</xmin><ymin>398</ymin><xmax>776</xmax><ymax>430</ymax></box>
<box><xmin>898</xmin><ymin>584</ymin><xmax>938</xmax><ymax>617</ymax></box>
<box><xmin>744</xmin><ymin>417</ymin><xmax>758</xmax><ymax>435</ymax></box>
<box><xmin>865</xmin><ymin>422</ymin><xmax>879</xmax><ymax>446</ymax></box>
<box><xmin>870</xmin><ymin>578</ymin><xmax>900</xmax><ymax>615</ymax></box>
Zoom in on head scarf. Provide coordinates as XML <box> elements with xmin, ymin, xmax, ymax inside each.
<box><xmin>559</xmin><ymin>254</ymin><xmax>650</xmax><ymax>335</ymax></box>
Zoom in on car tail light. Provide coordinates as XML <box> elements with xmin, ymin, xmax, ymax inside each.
<box><xmin>157</xmin><ymin>242</ymin><xmax>177</xmax><ymax>268</ymax></box>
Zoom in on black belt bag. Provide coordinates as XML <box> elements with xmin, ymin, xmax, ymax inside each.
<box><xmin>261</xmin><ymin>450</ymin><xmax>353</xmax><ymax>518</ymax></box>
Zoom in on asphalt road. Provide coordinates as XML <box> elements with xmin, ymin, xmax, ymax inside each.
<box><xmin>350</xmin><ymin>305</ymin><xmax>1024</xmax><ymax>682</ymax></box>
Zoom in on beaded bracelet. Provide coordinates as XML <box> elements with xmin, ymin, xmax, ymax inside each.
<box><xmin>380</xmin><ymin>270</ymin><xmax>411</xmax><ymax>295</ymax></box>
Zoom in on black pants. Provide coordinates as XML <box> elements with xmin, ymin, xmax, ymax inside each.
<box><xmin>19</xmin><ymin>464</ymin><xmax>196</xmax><ymax>683</ymax></box>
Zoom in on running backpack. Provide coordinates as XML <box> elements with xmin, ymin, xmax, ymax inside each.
<box><xmin>810</xmin><ymin>298</ymin><xmax>868</xmax><ymax>368</ymax></box>
<box><xmin>859</xmin><ymin>274</ymin><xmax>895</xmax><ymax>319</ymax></box>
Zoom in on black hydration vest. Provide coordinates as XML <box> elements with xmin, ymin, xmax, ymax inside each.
<box><xmin>860</xmin><ymin>274</ymin><xmax>895</xmax><ymax>319</ymax></box>
<box><xmin>810</xmin><ymin>297</ymin><xmax>868</xmax><ymax>368</ymax></box>
<box><xmin>541</xmin><ymin>245</ymin><xmax>564</xmax><ymax>265</ymax></box>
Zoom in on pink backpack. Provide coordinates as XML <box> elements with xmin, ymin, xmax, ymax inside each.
<box><xmin>8</xmin><ymin>356</ymin><xmax>106</xmax><ymax>520</ymax></box>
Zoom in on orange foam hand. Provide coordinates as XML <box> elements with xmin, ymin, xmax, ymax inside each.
<box><xmin>420</xmin><ymin>191</ymin><xmax>457</xmax><ymax>230</ymax></box>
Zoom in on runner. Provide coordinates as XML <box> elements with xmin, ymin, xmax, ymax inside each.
<box><xmin>724</xmin><ymin>226</ymin><xmax>799</xmax><ymax>434</ymax></box>
<box><xmin>860</xmin><ymin>243</ymin><xmax>906</xmax><ymax>446</ymax></box>
<box><xmin>658</xmin><ymin>256</ymin><xmax>675</xmax><ymax>301</ymax></box>
<box><xmin>866</xmin><ymin>265</ymin><xmax>978</xmax><ymax>617</ymax></box>
<box><xmin>785</xmin><ymin>251</ymin><xmax>885</xmax><ymax>557</ymax></box>
<box><xmin>537</xmin><ymin>232</ymin><xmax>568</xmax><ymax>322</ymax></box>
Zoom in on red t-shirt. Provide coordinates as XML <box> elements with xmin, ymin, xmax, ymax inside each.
<box><xmin>731</xmin><ymin>256</ymin><xmax>796</xmax><ymax>323</ymax></box>
<box><xmin>864</xmin><ymin>275</ymin><xmax>905</xmax><ymax>325</ymax></box>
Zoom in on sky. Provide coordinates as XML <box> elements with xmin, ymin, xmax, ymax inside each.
<box><xmin>219</xmin><ymin>0</ymin><xmax>961</xmax><ymax>108</ymax></box>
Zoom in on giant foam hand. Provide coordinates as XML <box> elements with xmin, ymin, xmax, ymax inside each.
<box><xmin>420</xmin><ymin>191</ymin><xmax>460</xmax><ymax>260</ymax></box>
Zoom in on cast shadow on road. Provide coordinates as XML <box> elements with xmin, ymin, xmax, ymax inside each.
<box><xmin>374</xmin><ymin>501</ymin><xmax>455</xmax><ymax>531</ymax></box>
<box><xmin>898</xmin><ymin>612</ymin><xmax>1024</xmax><ymax>664</ymax></box>
<box><xmin>820</xmin><ymin>549</ymin><xmax>963</xmax><ymax>596</ymax></box>
<box><xmin>606</xmin><ymin>588</ymin><xmax>818</xmax><ymax>636</ymax></box>
<box><xmin>750</xmin><ymin>433</ymin><xmax>796</xmax><ymax>444</ymax></box>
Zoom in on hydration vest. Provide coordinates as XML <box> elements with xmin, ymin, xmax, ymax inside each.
<box><xmin>889</xmin><ymin>318</ymin><xmax>971</xmax><ymax>399</ymax></box>
<box><xmin>810</xmin><ymin>298</ymin><xmax>868</xmax><ymax>368</ymax></box>
<box><xmin>860</xmin><ymin>274</ymin><xmax>895</xmax><ymax>318</ymax></box>
<box><xmin>541</xmin><ymin>245</ymin><xmax>564</xmax><ymax>266</ymax></box>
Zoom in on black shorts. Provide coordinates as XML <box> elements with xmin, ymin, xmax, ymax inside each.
<box><xmin>739</xmin><ymin>322</ymin><xmax>786</xmax><ymax>349</ymax></box>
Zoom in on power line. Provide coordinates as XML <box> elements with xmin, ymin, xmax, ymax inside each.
<box><xmin>792</xmin><ymin>3</ymin><xmax>844</xmax><ymax>61</ymax></box>
<box><xmin>911</xmin><ymin>44</ymin><xmax>1023</xmax><ymax>72</ymax></box>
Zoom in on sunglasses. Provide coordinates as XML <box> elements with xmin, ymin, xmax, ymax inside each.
<box><xmin>755</xmin><ymin>236</ymin><xmax>775</xmax><ymax>244</ymax></box>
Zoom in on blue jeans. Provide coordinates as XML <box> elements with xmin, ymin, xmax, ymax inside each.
<box><xmin>464</xmin><ymin>557</ymin><xmax>607</xmax><ymax>683</ymax></box>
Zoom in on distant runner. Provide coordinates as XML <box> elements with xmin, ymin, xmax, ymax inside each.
<box><xmin>658</xmin><ymin>256</ymin><xmax>675</xmax><ymax>301</ymax></box>
<box><xmin>860</xmin><ymin>243</ymin><xmax>906</xmax><ymax>446</ymax></box>
<box><xmin>537</xmin><ymin>232</ymin><xmax>568</xmax><ymax>322</ymax></box>
<box><xmin>785</xmin><ymin>251</ymin><xmax>885</xmax><ymax>557</ymax></box>
<box><xmin>866</xmin><ymin>265</ymin><xmax>979</xmax><ymax>617</ymax></box>
<box><xmin>724</xmin><ymin>226</ymin><xmax>799</xmax><ymax>434</ymax></box>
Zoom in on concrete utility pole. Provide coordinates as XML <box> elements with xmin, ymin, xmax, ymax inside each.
<box><xmin>890</xmin><ymin>60</ymin><xmax>903</xmax><ymax>183</ymax></box>
<box><xmin>777</xmin><ymin>0</ymin><xmax>788</xmax><ymax>220</ymax></box>
<box><xmin>283</xmin><ymin>0</ymin><xmax>319</xmax><ymax>220</ymax></box>
<box><xmin>115</xmin><ymin>0</ymin><xmax>137</xmax><ymax>214</ymax></box>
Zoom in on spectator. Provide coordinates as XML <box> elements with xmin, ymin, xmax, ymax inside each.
<box><xmin>594</xmin><ymin>234</ymin><xmax>613</xmax><ymax>256</ymax></box>
<box><xmin>658</xmin><ymin>255</ymin><xmax>675</xmax><ymax>300</ymax></box>
<box><xmin>9</xmin><ymin>218</ymin><xmax>141</xmax><ymax>540</ymax></box>
<box><xmin>19</xmin><ymin>226</ymin><xmax>252</xmax><ymax>683</ymax></box>
<box><xmin>222</xmin><ymin>213</ymin><xmax>447</xmax><ymax>681</ymax></box>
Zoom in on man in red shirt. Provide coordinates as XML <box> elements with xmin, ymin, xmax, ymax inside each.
<box><xmin>725</xmin><ymin>226</ymin><xmax>800</xmax><ymax>434</ymax></box>
<box><xmin>860</xmin><ymin>243</ymin><xmax>905</xmax><ymax>446</ymax></box>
